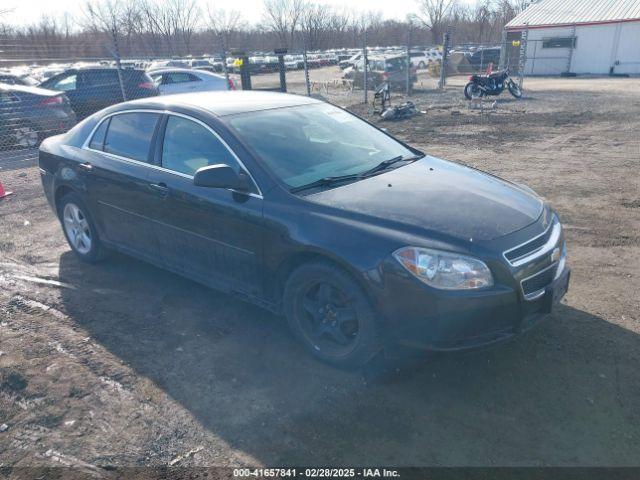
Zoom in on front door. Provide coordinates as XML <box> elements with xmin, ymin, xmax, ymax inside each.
<box><xmin>146</xmin><ymin>114</ymin><xmax>264</xmax><ymax>295</ymax></box>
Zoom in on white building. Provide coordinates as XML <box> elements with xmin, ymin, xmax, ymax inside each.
<box><xmin>505</xmin><ymin>0</ymin><xmax>640</xmax><ymax>75</ymax></box>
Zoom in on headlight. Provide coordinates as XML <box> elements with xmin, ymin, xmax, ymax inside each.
<box><xmin>393</xmin><ymin>247</ymin><xmax>494</xmax><ymax>290</ymax></box>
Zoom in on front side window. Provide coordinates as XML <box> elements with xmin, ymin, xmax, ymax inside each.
<box><xmin>104</xmin><ymin>112</ymin><xmax>160</xmax><ymax>162</ymax></box>
<box><xmin>161</xmin><ymin>116</ymin><xmax>238</xmax><ymax>176</ymax></box>
<box><xmin>226</xmin><ymin>104</ymin><xmax>414</xmax><ymax>188</ymax></box>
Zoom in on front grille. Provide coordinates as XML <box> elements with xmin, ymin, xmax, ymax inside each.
<box><xmin>504</xmin><ymin>229</ymin><xmax>551</xmax><ymax>263</ymax></box>
<box><xmin>503</xmin><ymin>215</ymin><xmax>561</xmax><ymax>267</ymax></box>
<box><xmin>521</xmin><ymin>263</ymin><xmax>557</xmax><ymax>298</ymax></box>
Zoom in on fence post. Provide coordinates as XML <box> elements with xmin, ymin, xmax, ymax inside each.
<box><xmin>220</xmin><ymin>36</ymin><xmax>231</xmax><ymax>90</ymax></box>
<box><xmin>406</xmin><ymin>21</ymin><xmax>412</xmax><ymax>96</ymax></box>
<box><xmin>110</xmin><ymin>29</ymin><xmax>127</xmax><ymax>102</ymax></box>
<box><xmin>363</xmin><ymin>28</ymin><xmax>368</xmax><ymax>104</ymax></box>
<box><xmin>438</xmin><ymin>29</ymin><xmax>451</xmax><ymax>89</ymax></box>
<box><xmin>302</xmin><ymin>32</ymin><xmax>311</xmax><ymax>96</ymax></box>
<box><xmin>518</xmin><ymin>25</ymin><xmax>529</xmax><ymax>89</ymax></box>
<box><xmin>275</xmin><ymin>48</ymin><xmax>287</xmax><ymax>93</ymax></box>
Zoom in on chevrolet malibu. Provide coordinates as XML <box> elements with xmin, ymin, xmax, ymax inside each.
<box><xmin>39</xmin><ymin>91</ymin><xmax>570</xmax><ymax>368</ymax></box>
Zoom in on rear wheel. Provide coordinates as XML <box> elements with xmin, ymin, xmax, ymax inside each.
<box><xmin>58</xmin><ymin>192</ymin><xmax>107</xmax><ymax>263</ymax></box>
<box><xmin>464</xmin><ymin>82</ymin><xmax>483</xmax><ymax>100</ymax></box>
<box><xmin>13</xmin><ymin>123</ymin><xmax>40</xmax><ymax>149</ymax></box>
<box><xmin>508</xmin><ymin>80</ymin><xmax>523</xmax><ymax>98</ymax></box>
<box><xmin>283</xmin><ymin>262</ymin><xmax>381</xmax><ymax>368</ymax></box>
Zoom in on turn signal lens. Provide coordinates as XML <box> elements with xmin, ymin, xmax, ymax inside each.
<box><xmin>393</xmin><ymin>247</ymin><xmax>494</xmax><ymax>290</ymax></box>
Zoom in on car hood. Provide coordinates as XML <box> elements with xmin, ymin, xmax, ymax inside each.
<box><xmin>306</xmin><ymin>156</ymin><xmax>543</xmax><ymax>242</ymax></box>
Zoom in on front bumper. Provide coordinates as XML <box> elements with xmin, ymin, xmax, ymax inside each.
<box><xmin>377</xmin><ymin>262</ymin><xmax>570</xmax><ymax>353</ymax></box>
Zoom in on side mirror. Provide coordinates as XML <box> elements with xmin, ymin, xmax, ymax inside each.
<box><xmin>193</xmin><ymin>164</ymin><xmax>248</xmax><ymax>191</ymax></box>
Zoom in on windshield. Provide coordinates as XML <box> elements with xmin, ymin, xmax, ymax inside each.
<box><xmin>226</xmin><ymin>103</ymin><xmax>415</xmax><ymax>189</ymax></box>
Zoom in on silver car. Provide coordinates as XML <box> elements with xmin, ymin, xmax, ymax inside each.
<box><xmin>149</xmin><ymin>68</ymin><xmax>231</xmax><ymax>96</ymax></box>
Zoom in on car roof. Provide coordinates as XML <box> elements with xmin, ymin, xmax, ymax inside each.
<box><xmin>121</xmin><ymin>91</ymin><xmax>322</xmax><ymax>117</ymax></box>
<box><xmin>149</xmin><ymin>67</ymin><xmax>219</xmax><ymax>76</ymax></box>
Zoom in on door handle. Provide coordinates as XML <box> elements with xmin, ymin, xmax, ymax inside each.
<box><xmin>78</xmin><ymin>162</ymin><xmax>92</xmax><ymax>172</ymax></box>
<box><xmin>149</xmin><ymin>182</ymin><xmax>169</xmax><ymax>196</ymax></box>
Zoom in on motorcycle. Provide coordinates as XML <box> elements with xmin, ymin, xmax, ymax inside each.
<box><xmin>464</xmin><ymin>68</ymin><xmax>522</xmax><ymax>100</ymax></box>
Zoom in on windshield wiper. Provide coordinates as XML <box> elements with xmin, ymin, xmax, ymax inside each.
<box><xmin>290</xmin><ymin>174</ymin><xmax>361</xmax><ymax>193</ymax></box>
<box><xmin>290</xmin><ymin>154</ymin><xmax>424</xmax><ymax>194</ymax></box>
<box><xmin>360</xmin><ymin>154</ymin><xmax>423</xmax><ymax>178</ymax></box>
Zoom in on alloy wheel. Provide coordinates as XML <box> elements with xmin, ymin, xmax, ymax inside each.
<box><xmin>63</xmin><ymin>203</ymin><xmax>92</xmax><ymax>255</ymax></box>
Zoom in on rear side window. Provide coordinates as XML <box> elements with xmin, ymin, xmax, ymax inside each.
<box><xmin>89</xmin><ymin>118</ymin><xmax>110</xmax><ymax>150</ymax></box>
<box><xmin>83</xmin><ymin>70</ymin><xmax>119</xmax><ymax>87</ymax></box>
<box><xmin>161</xmin><ymin>116</ymin><xmax>238</xmax><ymax>176</ymax></box>
<box><xmin>164</xmin><ymin>72</ymin><xmax>201</xmax><ymax>84</ymax></box>
<box><xmin>104</xmin><ymin>113</ymin><xmax>160</xmax><ymax>162</ymax></box>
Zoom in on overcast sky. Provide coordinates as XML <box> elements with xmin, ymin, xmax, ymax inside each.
<box><xmin>2</xmin><ymin>0</ymin><xmax>477</xmax><ymax>27</ymax></box>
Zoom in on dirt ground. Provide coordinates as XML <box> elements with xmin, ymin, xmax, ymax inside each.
<box><xmin>0</xmin><ymin>76</ymin><xmax>639</xmax><ymax>470</ymax></box>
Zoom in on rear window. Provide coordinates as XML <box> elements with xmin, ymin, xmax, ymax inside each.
<box><xmin>103</xmin><ymin>112</ymin><xmax>160</xmax><ymax>162</ymax></box>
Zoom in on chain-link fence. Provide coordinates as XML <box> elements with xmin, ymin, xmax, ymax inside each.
<box><xmin>1</xmin><ymin>28</ymin><xmax>532</xmax><ymax>170</ymax></box>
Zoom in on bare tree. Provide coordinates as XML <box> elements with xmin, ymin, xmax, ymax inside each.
<box><xmin>300</xmin><ymin>3</ymin><xmax>334</xmax><ymax>50</ymax></box>
<box><xmin>416</xmin><ymin>0</ymin><xmax>457</xmax><ymax>44</ymax></box>
<box><xmin>262</xmin><ymin>0</ymin><xmax>306</xmax><ymax>50</ymax></box>
<box><xmin>207</xmin><ymin>5</ymin><xmax>244</xmax><ymax>50</ymax></box>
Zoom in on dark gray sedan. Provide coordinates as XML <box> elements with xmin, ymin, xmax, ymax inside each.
<box><xmin>0</xmin><ymin>83</ymin><xmax>76</xmax><ymax>150</ymax></box>
<box><xmin>39</xmin><ymin>91</ymin><xmax>569</xmax><ymax>368</ymax></box>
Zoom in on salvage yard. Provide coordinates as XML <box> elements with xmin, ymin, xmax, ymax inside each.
<box><xmin>0</xmin><ymin>77</ymin><xmax>639</xmax><ymax>468</ymax></box>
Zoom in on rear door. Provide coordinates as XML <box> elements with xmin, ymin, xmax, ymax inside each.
<box><xmin>78</xmin><ymin>70</ymin><xmax>123</xmax><ymax>115</ymax></box>
<box><xmin>146</xmin><ymin>114</ymin><xmax>264</xmax><ymax>295</ymax></box>
<box><xmin>82</xmin><ymin>111</ymin><xmax>163</xmax><ymax>262</ymax></box>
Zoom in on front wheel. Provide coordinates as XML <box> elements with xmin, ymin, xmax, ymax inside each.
<box><xmin>283</xmin><ymin>262</ymin><xmax>381</xmax><ymax>368</ymax></box>
<box><xmin>464</xmin><ymin>82</ymin><xmax>483</xmax><ymax>100</ymax></box>
<box><xmin>508</xmin><ymin>80</ymin><xmax>522</xmax><ymax>98</ymax></box>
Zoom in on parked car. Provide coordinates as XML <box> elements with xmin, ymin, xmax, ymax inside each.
<box><xmin>149</xmin><ymin>68</ymin><xmax>231</xmax><ymax>95</ymax></box>
<box><xmin>285</xmin><ymin>55</ymin><xmax>305</xmax><ymax>70</ymax></box>
<box><xmin>468</xmin><ymin>47</ymin><xmax>502</xmax><ymax>71</ymax></box>
<box><xmin>0</xmin><ymin>71</ymin><xmax>39</xmax><ymax>86</ymax></box>
<box><xmin>339</xmin><ymin>52</ymin><xmax>362</xmax><ymax>70</ymax></box>
<box><xmin>408</xmin><ymin>50</ymin><xmax>431</xmax><ymax>69</ymax></box>
<box><xmin>189</xmin><ymin>59</ymin><xmax>223</xmax><ymax>73</ymax></box>
<box><xmin>0</xmin><ymin>84</ymin><xmax>76</xmax><ymax>150</ymax></box>
<box><xmin>39</xmin><ymin>91</ymin><xmax>569</xmax><ymax>368</ymax></box>
<box><xmin>40</xmin><ymin>67</ymin><xmax>158</xmax><ymax>120</ymax></box>
<box><xmin>348</xmin><ymin>55</ymin><xmax>418</xmax><ymax>90</ymax></box>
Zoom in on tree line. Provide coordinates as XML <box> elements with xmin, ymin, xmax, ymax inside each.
<box><xmin>0</xmin><ymin>0</ymin><xmax>529</xmax><ymax>62</ymax></box>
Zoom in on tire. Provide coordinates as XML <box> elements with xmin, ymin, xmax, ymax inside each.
<box><xmin>464</xmin><ymin>82</ymin><xmax>483</xmax><ymax>100</ymax></box>
<box><xmin>13</xmin><ymin>122</ymin><xmax>41</xmax><ymax>149</ymax></box>
<box><xmin>283</xmin><ymin>261</ymin><xmax>381</xmax><ymax>368</ymax></box>
<box><xmin>57</xmin><ymin>192</ymin><xmax>107</xmax><ymax>263</ymax></box>
<box><xmin>508</xmin><ymin>80</ymin><xmax>522</xmax><ymax>98</ymax></box>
